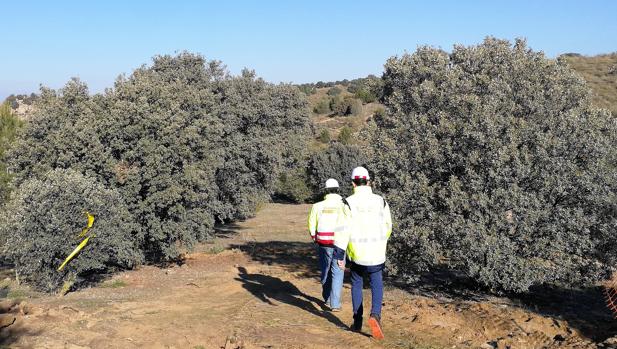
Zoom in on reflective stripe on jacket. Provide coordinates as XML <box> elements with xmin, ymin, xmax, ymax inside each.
<box><xmin>307</xmin><ymin>194</ymin><xmax>348</xmax><ymax>246</ymax></box>
<box><xmin>334</xmin><ymin>186</ymin><xmax>392</xmax><ymax>266</ymax></box>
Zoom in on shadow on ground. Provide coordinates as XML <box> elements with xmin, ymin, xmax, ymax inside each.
<box><xmin>214</xmin><ymin>222</ymin><xmax>246</xmax><ymax>239</ymax></box>
<box><xmin>0</xmin><ymin>298</ymin><xmax>42</xmax><ymax>346</ymax></box>
<box><xmin>393</xmin><ymin>267</ymin><xmax>617</xmax><ymax>343</ymax></box>
<box><xmin>235</xmin><ymin>266</ymin><xmax>347</xmax><ymax>329</ymax></box>
<box><xmin>223</xmin><ymin>228</ymin><xmax>617</xmax><ymax>343</ymax></box>
<box><xmin>229</xmin><ymin>241</ymin><xmax>319</xmax><ymax>279</ymax></box>
<box><xmin>517</xmin><ymin>285</ymin><xmax>617</xmax><ymax>342</ymax></box>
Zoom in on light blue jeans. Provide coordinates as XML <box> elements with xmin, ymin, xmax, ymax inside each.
<box><xmin>317</xmin><ymin>245</ymin><xmax>344</xmax><ymax>309</ymax></box>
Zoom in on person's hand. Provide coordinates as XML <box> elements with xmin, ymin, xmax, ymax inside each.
<box><xmin>337</xmin><ymin>259</ymin><xmax>345</xmax><ymax>269</ymax></box>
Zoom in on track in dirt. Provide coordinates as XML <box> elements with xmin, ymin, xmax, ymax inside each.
<box><xmin>1</xmin><ymin>203</ymin><xmax>617</xmax><ymax>349</ymax></box>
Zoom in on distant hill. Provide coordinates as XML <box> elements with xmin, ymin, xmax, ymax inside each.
<box><xmin>561</xmin><ymin>53</ymin><xmax>617</xmax><ymax>116</ymax></box>
<box><xmin>4</xmin><ymin>93</ymin><xmax>38</xmax><ymax>119</ymax></box>
<box><xmin>303</xmin><ymin>53</ymin><xmax>617</xmax><ymax>144</ymax></box>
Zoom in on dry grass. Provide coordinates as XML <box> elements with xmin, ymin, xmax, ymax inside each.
<box><xmin>563</xmin><ymin>53</ymin><xmax>617</xmax><ymax>116</ymax></box>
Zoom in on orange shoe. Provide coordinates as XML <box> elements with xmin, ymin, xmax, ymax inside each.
<box><xmin>368</xmin><ymin>315</ymin><xmax>384</xmax><ymax>340</ymax></box>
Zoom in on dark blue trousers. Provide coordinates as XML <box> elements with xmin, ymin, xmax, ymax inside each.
<box><xmin>350</xmin><ymin>262</ymin><xmax>384</xmax><ymax>320</ymax></box>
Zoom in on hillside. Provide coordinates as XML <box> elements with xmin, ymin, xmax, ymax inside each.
<box><xmin>307</xmin><ymin>85</ymin><xmax>383</xmax><ymax>148</ymax></box>
<box><xmin>562</xmin><ymin>53</ymin><xmax>617</xmax><ymax>116</ymax></box>
<box><xmin>305</xmin><ymin>53</ymin><xmax>617</xmax><ymax>143</ymax></box>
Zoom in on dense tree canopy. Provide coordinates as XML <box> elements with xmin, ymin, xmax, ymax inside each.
<box><xmin>4</xmin><ymin>53</ymin><xmax>311</xmax><ymax>290</ymax></box>
<box><xmin>370</xmin><ymin>38</ymin><xmax>617</xmax><ymax>292</ymax></box>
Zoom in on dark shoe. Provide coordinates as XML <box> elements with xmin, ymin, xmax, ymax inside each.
<box><xmin>368</xmin><ymin>314</ymin><xmax>384</xmax><ymax>340</ymax></box>
<box><xmin>350</xmin><ymin>315</ymin><xmax>362</xmax><ymax>332</ymax></box>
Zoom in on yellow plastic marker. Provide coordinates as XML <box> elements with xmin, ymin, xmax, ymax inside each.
<box><xmin>77</xmin><ymin>211</ymin><xmax>95</xmax><ymax>238</ymax></box>
<box><xmin>57</xmin><ymin>236</ymin><xmax>91</xmax><ymax>271</ymax></box>
<box><xmin>58</xmin><ymin>212</ymin><xmax>95</xmax><ymax>271</ymax></box>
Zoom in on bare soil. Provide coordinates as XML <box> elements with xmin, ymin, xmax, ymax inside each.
<box><xmin>1</xmin><ymin>203</ymin><xmax>616</xmax><ymax>349</ymax></box>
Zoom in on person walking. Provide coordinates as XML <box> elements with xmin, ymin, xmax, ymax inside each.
<box><xmin>307</xmin><ymin>178</ymin><xmax>347</xmax><ymax>312</ymax></box>
<box><xmin>334</xmin><ymin>166</ymin><xmax>392</xmax><ymax>340</ymax></box>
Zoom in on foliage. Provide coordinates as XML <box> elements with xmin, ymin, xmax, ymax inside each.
<box><xmin>370</xmin><ymin>38</ymin><xmax>617</xmax><ymax>293</ymax></box>
<box><xmin>307</xmin><ymin>143</ymin><xmax>367</xmax><ymax>199</ymax></box>
<box><xmin>313</xmin><ymin>98</ymin><xmax>332</xmax><ymax>114</ymax></box>
<box><xmin>354</xmin><ymin>89</ymin><xmax>377</xmax><ymax>104</ymax></box>
<box><xmin>274</xmin><ymin>168</ymin><xmax>312</xmax><ymax>203</ymax></box>
<box><xmin>7</xmin><ymin>52</ymin><xmax>311</xmax><ymax>268</ymax></box>
<box><xmin>0</xmin><ymin>102</ymin><xmax>22</xmax><ymax>203</ymax></box>
<box><xmin>0</xmin><ymin>169</ymin><xmax>143</xmax><ymax>292</ymax></box>
<box><xmin>331</xmin><ymin>96</ymin><xmax>362</xmax><ymax>116</ymax></box>
<box><xmin>338</xmin><ymin>126</ymin><xmax>353</xmax><ymax>144</ymax></box>
<box><xmin>318</xmin><ymin>129</ymin><xmax>331</xmax><ymax>143</ymax></box>
<box><xmin>327</xmin><ymin>87</ymin><xmax>342</xmax><ymax>96</ymax></box>
<box><xmin>4</xmin><ymin>93</ymin><xmax>38</xmax><ymax>109</ymax></box>
<box><xmin>298</xmin><ymin>84</ymin><xmax>316</xmax><ymax>95</ymax></box>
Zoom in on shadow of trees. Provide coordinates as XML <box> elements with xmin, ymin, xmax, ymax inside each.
<box><xmin>390</xmin><ymin>266</ymin><xmax>617</xmax><ymax>343</ymax></box>
<box><xmin>229</xmin><ymin>241</ymin><xmax>319</xmax><ymax>279</ymax></box>
<box><xmin>516</xmin><ymin>285</ymin><xmax>617</xmax><ymax>342</ymax></box>
<box><xmin>235</xmin><ymin>266</ymin><xmax>347</xmax><ymax>329</ymax></box>
<box><xmin>225</xmin><ymin>233</ymin><xmax>617</xmax><ymax>343</ymax></box>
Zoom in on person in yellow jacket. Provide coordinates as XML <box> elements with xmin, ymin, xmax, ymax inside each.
<box><xmin>307</xmin><ymin>178</ymin><xmax>348</xmax><ymax>311</ymax></box>
<box><xmin>334</xmin><ymin>166</ymin><xmax>392</xmax><ymax>340</ymax></box>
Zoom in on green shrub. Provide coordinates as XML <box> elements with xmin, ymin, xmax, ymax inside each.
<box><xmin>274</xmin><ymin>168</ymin><xmax>312</xmax><ymax>203</ymax></box>
<box><xmin>307</xmin><ymin>143</ymin><xmax>367</xmax><ymax>199</ymax></box>
<box><xmin>0</xmin><ymin>102</ymin><xmax>22</xmax><ymax>203</ymax></box>
<box><xmin>370</xmin><ymin>38</ymin><xmax>617</xmax><ymax>293</ymax></box>
<box><xmin>0</xmin><ymin>169</ymin><xmax>143</xmax><ymax>292</ymax></box>
<box><xmin>331</xmin><ymin>96</ymin><xmax>362</xmax><ymax>116</ymax></box>
<box><xmin>327</xmin><ymin>87</ymin><xmax>342</xmax><ymax>96</ymax></box>
<box><xmin>338</xmin><ymin>126</ymin><xmax>353</xmax><ymax>144</ymax></box>
<box><xmin>298</xmin><ymin>84</ymin><xmax>316</xmax><ymax>95</ymax></box>
<box><xmin>318</xmin><ymin>129</ymin><xmax>331</xmax><ymax>143</ymax></box>
<box><xmin>313</xmin><ymin>98</ymin><xmax>332</xmax><ymax>114</ymax></box>
<box><xmin>354</xmin><ymin>89</ymin><xmax>377</xmax><ymax>104</ymax></box>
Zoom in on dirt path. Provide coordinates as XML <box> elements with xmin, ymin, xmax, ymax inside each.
<box><xmin>1</xmin><ymin>203</ymin><xmax>617</xmax><ymax>348</ymax></box>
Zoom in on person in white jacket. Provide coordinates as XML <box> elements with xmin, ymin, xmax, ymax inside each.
<box><xmin>334</xmin><ymin>167</ymin><xmax>392</xmax><ymax>340</ymax></box>
<box><xmin>307</xmin><ymin>178</ymin><xmax>348</xmax><ymax>311</ymax></box>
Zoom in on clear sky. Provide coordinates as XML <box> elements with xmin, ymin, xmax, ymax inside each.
<box><xmin>1</xmin><ymin>0</ymin><xmax>616</xmax><ymax>100</ymax></box>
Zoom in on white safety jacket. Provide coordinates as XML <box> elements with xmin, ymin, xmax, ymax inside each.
<box><xmin>334</xmin><ymin>186</ymin><xmax>392</xmax><ymax>266</ymax></box>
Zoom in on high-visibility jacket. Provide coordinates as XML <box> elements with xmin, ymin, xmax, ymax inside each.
<box><xmin>308</xmin><ymin>193</ymin><xmax>348</xmax><ymax>246</ymax></box>
<box><xmin>334</xmin><ymin>186</ymin><xmax>392</xmax><ymax>266</ymax></box>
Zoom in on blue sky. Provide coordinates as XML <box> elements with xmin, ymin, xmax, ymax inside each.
<box><xmin>1</xmin><ymin>0</ymin><xmax>616</xmax><ymax>100</ymax></box>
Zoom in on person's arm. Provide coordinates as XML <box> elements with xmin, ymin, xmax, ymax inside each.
<box><xmin>384</xmin><ymin>201</ymin><xmax>392</xmax><ymax>239</ymax></box>
<box><xmin>334</xmin><ymin>204</ymin><xmax>351</xmax><ymax>268</ymax></box>
<box><xmin>307</xmin><ymin>205</ymin><xmax>318</xmax><ymax>242</ymax></box>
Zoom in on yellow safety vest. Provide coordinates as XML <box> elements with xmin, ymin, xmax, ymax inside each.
<box><xmin>334</xmin><ymin>186</ymin><xmax>392</xmax><ymax>266</ymax></box>
<box><xmin>307</xmin><ymin>194</ymin><xmax>347</xmax><ymax>246</ymax></box>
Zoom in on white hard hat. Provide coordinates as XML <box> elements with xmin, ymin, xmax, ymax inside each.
<box><xmin>351</xmin><ymin>167</ymin><xmax>370</xmax><ymax>180</ymax></box>
<box><xmin>324</xmin><ymin>178</ymin><xmax>339</xmax><ymax>189</ymax></box>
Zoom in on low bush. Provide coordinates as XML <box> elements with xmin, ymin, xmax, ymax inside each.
<box><xmin>338</xmin><ymin>126</ymin><xmax>353</xmax><ymax>144</ymax></box>
<box><xmin>327</xmin><ymin>87</ymin><xmax>342</xmax><ymax>96</ymax></box>
<box><xmin>0</xmin><ymin>169</ymin><xmax>143</xmax><ymax>292</ymax></box>
<box><xmin>331</xmin><ymin>96</ymin><xmax>362</xmax><ymax>116</ymax></box>
<box><xmin>313</xmin><ymin>98</ymin><xmax>332</xmax><ymax>114</ymax></box>
<box><xmin>307</xmin><ymin>143</ymin><xmax>367</xmax><ymax>199</ymax></box>
<box><xmin>318</xmin><ymin>129</ymin><xmax>331</xmax><ymax>143</ymax></box>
